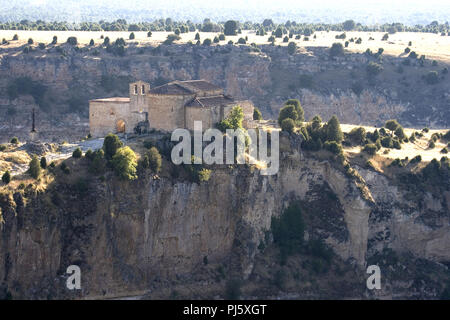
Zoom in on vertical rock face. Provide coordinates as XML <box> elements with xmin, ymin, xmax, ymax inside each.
<box><xmin>0</xmin><ymin>138</ymin><xmax>449</xmax><ymax>299</ymax></box>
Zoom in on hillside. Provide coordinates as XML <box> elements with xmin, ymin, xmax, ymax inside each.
<box><xmin>0</xmin><ymin>32</ymin><xmax>449</xmax><ymax>143</ymax></box>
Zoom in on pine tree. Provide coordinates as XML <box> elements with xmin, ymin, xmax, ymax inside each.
<box><xmin>28</xmin><ymin>155</ymin><xmax>41</xmax><ymax>179</ymax></box>
<box><xmin>326</xmin><ymin>115</ymin><xmax>343</xmax><ymax>143</ymax></box>
<box><xmin>2</xmin><ymin>170</ymin><xmax>11</xmax><ymax>184</ymax></box>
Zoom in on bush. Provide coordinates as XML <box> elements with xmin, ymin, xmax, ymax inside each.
<box><xmin>363</xmin><ymin>143</ymin><xmax>377</xmax><ymax>155</ymax></box>
<box><xmin>28</xmin><ymin>155</ymin><xmax>41</xmax><ymax>179</ymax></box>
<box><xmin>381</xmin><ymin>136</ymin><xmax>393</xmax><ymax>148</ymax></box>
<box><xmin>111</xmin><ymin>146</ymin><xmax>138</xmax><ymax>181</ymax></box>
<box><xmin>0</xmin><ymin>144</ymin><xmax>6</xmax><ymax>151</ymax></box>
<box><xmin>253</xmin><ymin>107</ymin><xmax>263</xmax><ymax>120</ymax></box>
<box><xmin>366</xmin><ymin>62</ymin><xmax>383</xmax><ymax>77</ymax></box>
<box><xmin>281</xmin><ymin>118</ymin><xmax>295</xmax><ymax>133</ymax></box>
<box><xmin>89</xmin><ymin>149</ymin><xmax>105</xmax><ymax>174</ymax></box>
<box><xmin>103</xmin><ymin>133</ymin><xmax>123</xmax><ymax>160</ymax></box>
<box><xmin>147</xmin><ymin>147</ymin><xmax>162</xmax><ymax>173</ymax></box>
<box><xmin>425</xmin><ymin>71</ymin><xmax>439</xmax><ymax>85</ymax></box>
<box><xmin>197</xmin><ymin>168</ymin><xmax>211</xmax><ymax>182</ymax></box>
<box><xmin>324</xmin><ymin>141</ymin><xmax>343</xmax><ymax>155</ymax></box>
<box><xmin>67</xmin><ymin>36</ymin><xmax>77</xmax><ymax>45</ymax></box>
<box><xmin>410</xmin><ymin>155</ymin><xmax>422</xmax><ymax>164</ymax></box>
<box><xmin>284</xmin><ymin>99</ymin><xmax>304</xmax><ymax>122</ymax></box>
<box><xmin>441</xmin><ymin>147</ymin><xmax>448</xmax><ymax>154</ymax></box>
<box><xmin>72</xmin><ymin>147</ymin><xmax>82</xmax><ymax>158</ymax></box>
<box><xmin>271</xmin><ymin>203</ymin><xmax>305</xmax><ymax>259</ymax></box>
<box><xmin>287</xmin><ymin>41</ymin><xmax>297</xmax><ymax>55</ymax></box>
<box><xmin>51</xmin><ymin>36</ymin><xmax>57</xmax><ymax>44</ymax></box>
<box><xmin>164</xmin><ymin>34</ymin><xmax>181</xmax><ymax>45</ymax></box>
<box><xmin>348</xmin><ymin>127</ymin><xmax>366</xmax><ymax>145</ymax></box>
<box><xmin>330</xmin><ymin>42</ymin><xmax>344</xmax><ymax>57</ymax></box>
<box><xmin>40</xmin><ymin>156</ymin><xmax>47</xmax><ymax>169</ymax></box>
<box><xmin>428</xmin><ymin>140</ymin><xmax>435</xmax><ymax>149</ymax></box>
<box><xmin>10</xmin><ymin>137</ymin><xmax>19</xmax><ymax>144</ymax></box>
<box><xmin>28</xmin><ymin>38</ymin><xmax>34</xmax><ymax>45</ymax></box>
<box><xmin>202</xmin><ymin>38</ymin><xmax>212</xmax><ymax>46</ymax></box>
<box><xmin>394</xmin><ymin>126</ymin><xmax>406</xmax><ymax>139</ymax></box>
<box><xmin>237</xmin><ymin>38</ymin><xmax>246</xmax><ymax>44</ymax></box>
<box><xmin>2</xmin><ymin>170</ymin><xmax>11</xmax><ymax>184</ymax></box>
<box><xmin>12</xmin><ymin>34</ymin><xmax>18</xmax><ymax>41</ymax></box>
<box><xmin>385</xmin><ymin>119</ymin><xmax>400</xmax><ymax>132</ymax></box>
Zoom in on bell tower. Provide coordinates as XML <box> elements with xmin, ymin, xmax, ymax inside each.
<box><xmin>129</xmin><ymin>80</ymin><xmax>150</xmax><ymax>113</ymax></box>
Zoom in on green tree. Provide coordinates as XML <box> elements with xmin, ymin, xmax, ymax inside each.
<box><xmin>111</xmin><ymin>146</ymin><xmax>138</xmax><ymax>181</ymax></box>
<box><xmin>72</xmin><ymin>147</ymin><xmax>82</xmax><ymax>158</ymax></box>
<box><xmin>28</xmin><ymin>155</ymin><xmax>41</xmax><ymax>179</ymax></box>
<box><xmin>67</xmin><ymin>36</ymin><xmax>77</xmax><ymax>45</ymax></box>
<box><xmin>103</xmin><ymin>133</ymin><xmax>123</xmax><ymax>160</ymax></box>
<box><xmin>326</xmin><ymin>115</ymin><xmax>343</xmax><ymax>143</ymax></box>
<box><xmin>129</xmin><ymin>32</ymin><xmax>135</xmax><ymax>39</ymax></box>
<box><xmin>343</xmin><ymin>20</ymin><xmax>356</xmax><ymax>31</ymax></box>
<box><xmin>284</xmin><ymin>99</ymin><xmax>304</xmax><ymax>122</ymax></box>
<box><xmin>281</xmin><ymin>118</ymin><xmax>295</xmax><ymax>133</ymax></box>
<box><xmin>147</xmin><ymin>147</ymin><xmax>162</xmax><ymax>173</ymax></box>
<box><xmin>195</xmin><ymin>32</ymin><xmax>200</xmax><ymax>40</ymax></box>
<box><xmin>253</xmin><ymin>107</ymin><xmax>263</xmax><ymax>120</ymax></box>
<box><xmin>10</xmin><ymin>137</ymin><xmax>19</xmax><ymax>144</ymax></box>
<box><xmin>385</xmin><ymin>119</ymin><xmax>400</xmax><ymax>132</ymax></box>
<box><xmin>287</xmin><ymin>41</ymin><xmax>297</xmax><ymax>55</ymax></box>
<box><xmin>330</xmin><ymin>42</ymin><xmax>344</xmax><ymax>57</ymax></box>
<box><xmin>224</xmin><ymin>20</ymin><xmax>238</xmax><ymax>35</ymax></box>
<box><xmin>278</xmin><ymin>105</ymin><xmax>298</xmax><ymax>126</ymax></box>
<box><xmin>2</xmin><ymin>170</ymin><xmax>11</xmax><ymax>184</ymax></box>
<box><xmin>40</xmin><ymin>156</ymin><xmax>47</xmax><ymax>169</ymax></box>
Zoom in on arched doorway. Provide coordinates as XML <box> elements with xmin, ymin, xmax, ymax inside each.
<box><xmin>116</xmin><ymin>119</ymin><xmax>126</xmax><ymax>133</ymax></box>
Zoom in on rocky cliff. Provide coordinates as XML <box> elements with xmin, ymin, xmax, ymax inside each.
<box><xmin>0</xmin><ymin>134</ymin><xmax>449</xmax><ymax>299</ymax></box>
<box><xmin>1</xmin><ymin>43</ymin><xmax>449</xmax><ymax>143</ymax></box>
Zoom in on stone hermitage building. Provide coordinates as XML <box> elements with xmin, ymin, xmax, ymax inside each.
<box><xmin>89</xmin><ymin>80</ymin><xmax>255</xmax><ymax>137</ymax></box>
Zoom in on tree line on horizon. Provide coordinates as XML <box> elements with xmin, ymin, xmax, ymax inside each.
<box><xmin>0</xmin><ymin>19</ymin><xmax>448</xmax><ymax>36</ymax></box>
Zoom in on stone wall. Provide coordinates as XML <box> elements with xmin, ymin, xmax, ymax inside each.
<box><xmin>89</xmin><ymin>101</ymin><xmax>132</xmax><ymax>137</ymax></box>
<box><xmin>147</xmin><ymin>94</ymin><xmax>194</xmax><ymax>131</ymax></box>
<box><xmin>185</xmin><ymin>106</ymin><xmax>212</xmax><ymax>130</ymax></box>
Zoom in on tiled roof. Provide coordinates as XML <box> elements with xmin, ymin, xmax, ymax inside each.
<box><xmin>149</xmin><ymin>83</ymin><xmax>193</xmax><ymax>95</ymax></box>
<box><xmin>186</xmin><ymin>95</ymin><xmax>235</xmax><ymax>108</ymax></box>
<box><xmin>178</xmin><ymin>80</ymin><xmax>222</xmax><ymax>92</ymax></box>
<box><xmin>149</xmin><ymin>80</ymin><xmax>222</xmax><ymax>95</ymax></box>
<box><xmin>90</xmin><ymin>97</ymin><xmax>130</xmax><ymax>103</ymax></box>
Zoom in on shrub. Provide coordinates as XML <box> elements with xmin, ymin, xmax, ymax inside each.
<box><xmin>28</xmin><ymin>38</ymin><xmax>34</xmax><ymax>45</ymax></box>
<box><xmin>40</xmin><ymin>156</ymin><xmax>47</xmax><ymax>169</ymax></box>
<box><xmin>410</xmin><ymin>155</ymin><xmax>422</xmax><ymax>164</ymax></box>
<box><xmin>330</xmin><ymin>42</ymin><xmax>344</xmax><ymax>57</ymax></box>
<box><xmin>323</xmin><ymin>141</ymin><xmax>343</xmax><ymax>155</ymax></box>
<box><xmin>363</xmin><ymin>143</ymin><xmax>377</xmax><ymax>155</ymax></box>
<box><xmin>28</xmin><ymin>155</ymin><xmax>41</xmax><ymax>179</ymax></box>
<box><xmin>111</xmin><ymin>146</ymin><xmax>138</xmax><ymax>181</ymax></box>
<box><xmin>287</xmin><ymin>41</ymin><xmax>297</xmax><ymax>55</ymax></box>
<box><xmin>394</xmin><ymin>126</ymin><xmax>406</xmax><ymax>139</ymax></box>
<box><xmin>385</xmin><ymin>119</ymin><xmax>400</xmax><ymax>132</ymax></box>
<box><xmin>147</xmin><ymin>147</ymin><xmax>162</xmax><ymax>173</ymax></box>
<box><xmin>428</xmin><ymin>140</ymin><xmax>435</xmax><ymax>149</ymax></box>
<box><xmin>103</xmin><ymin>133</ymin><xmax>123</xmax><ymax>160</ymax></box>
<box><xmin>51</xmin><ymin>36</ymin><xmax>57</xmax><ymax>44</ymax></box>
<box><xmin>253</xmin><ymin>107</ymin><xmax>263</xmax><ymax>120</ymax></box>
<box><xmin>89</xmin><ymin>149</ymin><xmax>106</xmax><ymax>174</ymax></box>
<box><xmin>12</xmin><ymin>34</ymin><xmax>18</xmax><ymax>41</ymax></box>
<box><xmin>197</xmin><ymin>168</ymin><xmax>211</xmax><ymax>182</ymax></box>
<box><xmin>0</xmin><ymin>144</ymin><xmax>6</xmax><ymax>151</ymax></box>
<box><xmin>441</xmin><ymin>147</ymin><xmax>449</xmax><ymax>154</ymax></box>
<box><xmin>281</xmin><ymin>118</ymin><xmax>295</xmax><ymax>133</ymax></box>
<box><xmin>72</xmin><ymin>147</ymin><xmax>82</xmax><ymax>158</ymax></box>
<box><xmin>237</xmin><ymin>38</ymin><xmax>246</xmax><ymax>44</ymax></box>
<box><xmin>2</xmin><ymin>170</ymin><xmax>11</xmax><ymax>184</ymax></box>
<box><xmin>382</xmin><ymin>33</ymin><xmax>389</xmax><ymax>41</ymax></box>
<box><xmin>348</xmin><ymin>127</ymin><xmax>366</xmax><ymax>145</ymax></box>
<box><xmin>425</xmin><ymin>71</ymin><xmax>439</xmax><ymax>85</ymax></box>
<box><xmin>366</xmin><ymin>61</ymin><xmax>383</xmax><ymax>77</ymax></box>
<box><xmin>38</xmin><ymin>43</ymin><xmax>45</xmax><ymax>50</ymax></box>
<box><xmin>10</xmin><ymin>137</ymin><xmax>19</xmax><ymax>144</ymax></box>
<box><xmin>164</xmin><ymin>34</ymin><xmax>181</xmax><ymax>45</ymax></box>
<box><xmin>67</xmin><ymin>37</ymin><xmax>77</xmax><ymax>45</ymax></box>
<box><xmin>219</xmin><ymin>34</ymin><xmax>225</xmax><ymax>41</ymax></box>
<box><xmin>271</xmin><ymin>203</ymin><xmax>305</xmax><ymax>258</ymax></box>
<box><xmin>202</xmin><ymin>38</ymin><xmax>212</xmax><ymax>46</ymax></box>
<box><xmin>147</xmin><ymin>31</ymin><xmax>152</xmax><ymax>37</ymax></box>
<box><xmin>381</xmin><ymin>136</ymin><xmax>393</xmax><ymax>148</ymax></box>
